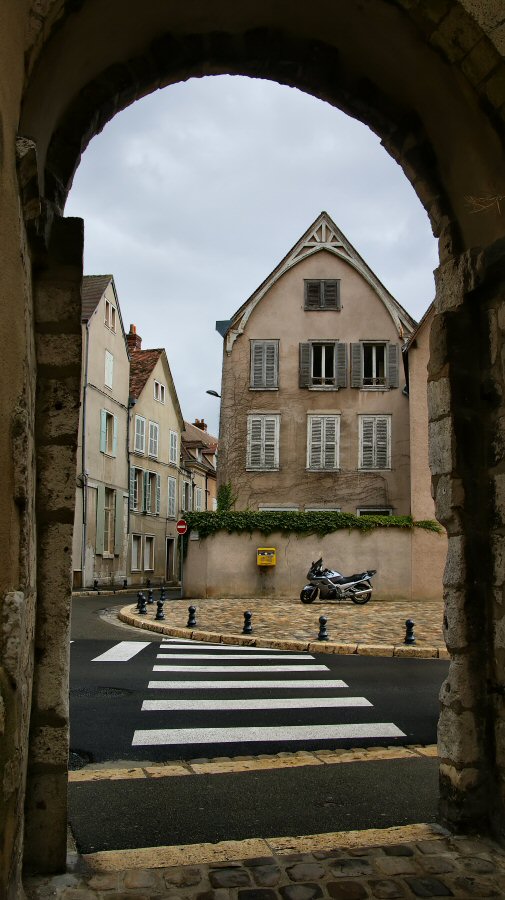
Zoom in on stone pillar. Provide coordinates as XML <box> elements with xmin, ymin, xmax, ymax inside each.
<box><xmin>434</xmin><ymin>239</ymin><xmax>505</xmax><ymax>837</ymax></box>
<box><xmin>23</xmin><ymin>215</ymin><xmax>83</xmax><ymax>873</ymax></box>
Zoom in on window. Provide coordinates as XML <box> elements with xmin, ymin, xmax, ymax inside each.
<box><xmin>304</xmin><ymin>280</ymin><xmax>340</xmax><ymax>310</ymax></box>
<box><xmin>129</xmin><ymin>466</ymin><xmax>144</xmax><ymax>511</ymax></box>
<box><xmin>307</xmin><ymin>415</ymin><xmax>340</xmax><ymax>470</ymax></box>
<box><xmin>194</xmin><ymin>487</ymin><xmax>203</xmax><ymax>511</ymax></box>
<box><xmin>144</xmin><ymin>535</ymin><xmax>154</xmax><ymax>571</ymax></box>
<box><xmin>134</xmin><ymin>416</ymin><xmax>146</xmax><ymax>453</ymax></box>
<box><xmin>359</xmin><ymin>415</ymin><xmax>391</xmax><ymax>469</ymax></box>
<box><xmin>351</xmin><ymin>343</ymin><xmax>399</xmax><ymax>389</ymax></box>
<box><xmin>143</xmin><ymin>471</ymin><xmax>161</xmax><ymax>514</ymax></box>
<box><xmin>250</xmin><ymin>340</ymin><xmax>279</xmax><ymax>389</ymax></box>
<box><xmin>181</xmin><ymin>480</ymin><xmax>192</xmax><ymax>512</ymax></box>
<box><xmin>246</xmin><ymin>414</ymin><xmax>280</xmax><ymax>470</ymax></box>
<box><xmin>357</xmin><ymin>508</ymin><xmax>392</xmax><ymax>516</ymax></box>
<box><xmin>169</xmin><ymin>431</ymin><xmax>178</xmax><ymax>464</ymax></box>
<box><xmin>131</xmin><ymin>534</ymin><xmax>142</xmax><ymax>570</ymax></box>
<box><xmin>99</xmin><ymin>410</ymin><xmax>117</xmax><ymax>456</ymax></box>
<box><xmin>103</xmin><ymin>487</ymin><xmax>115</xmax><ymax>555</ymax></box>
<box><xmin>148</xmin><ymin>421</ymin><xmax>159</xmax><ymax>458</ymax></box>
<box><xmin>154</xmin><ymin>380</ymin><xmax>166</xmax><ymax>403</ymax></box>
<box><xmin>259</xmin><ymin>505</ymin><xmax>299</xmax><ymax>511</ymax></box>
<box><xmin>104</xmin><ymin>350</ymin><xmax>114</xmax><ymax>388</ymax></box>
<box><xmin>104</xmin><ymin>299</ymin><xmax>116</xmax><ymax>331</ymax></box>
<box><xmin>299</xmin><ymin>342</ymin><xmax>347</xmax><ymax>389</ymax></box>
<box><xmin>305</xmin><ymin>507</ymin><xmax>341</xmax><ymax>512</ymax></box>
<box><xmin>167</xmin><ymin>476</ymin><xmax>177</xmax><ymax>518</ymax></box>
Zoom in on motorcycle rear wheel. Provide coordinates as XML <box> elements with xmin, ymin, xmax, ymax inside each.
<box><xmin>300</xmin><ymin>587</ymin><xmax>318</xmax><ymax>603</ymax></box>
<box><xmin>351</xmin><ymin>580</ymin><xmax>372</xmax><ymax>604</ymax></box>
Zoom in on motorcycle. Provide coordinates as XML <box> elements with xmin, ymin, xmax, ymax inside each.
<box><xmin>300</xmin><ymin>557</ymin><xmax>376</xmax><ymax>604</ymax></box>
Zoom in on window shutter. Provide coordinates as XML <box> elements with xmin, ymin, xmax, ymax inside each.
<box><xmin>308</xmin><ymin>417</ymin><xmax>323</xmax><ymax>469</ymax></box>
<box><xmin>264</xmin><ymin>342</ymin><xmax>278</xmax><ymax>388</ymax></box>
<box><xmin>247</xmin><ymin>416</ymin><xmax>263</xmax><ymax>468</ymax></box>
<box><xmin>251</xmin><ymin>342</ymin><xmax>265</xmax><ymax>388</ymax></box>
<box><xmin>135</xmin><ymin>416</ymin><xmax>145</xmax><ymax>453</ymax></box>
<box><xmin>375</xmin><ymin>416</ymin><xmax>390</xmax><ymax>468</ymax></box>
<box><xmin>351</xmin><ymin>343</ymin><xmax>362</xmax><ymax>388</ymax></box>
<box><xmin>129</xmin><ymin>466</ymin><xmax>135</xmax><ymax>510</ymax></box>
<box><xmin>263</xmin><ymin>416</ymin><xmax>279</xmax><ymax>469</ymax></box>
<box><xmin>114</xmin><ymin>491</ymin><xmax>123</xmax><ymax>555</ymax></box>
<box><xmin>168</xmin><ymin>477</ymin><xmax>176</xmax><ymax>517</ymax></box>
<box><xmin>360</xmin><ymin>417</ymin><xmax>375</xmax><ymax>468</ymax></box>
<box><xmin>155</xmin><ymin>474</ymin><xmax>161</xmax><ymax>514</ymax></box>
<box><xmin>299</xmin><ymin>343</ymin><xmax>311</xmax><ymax>388</ymax></box>
<box><xmin>95</xmin><ymin>482</ymin><xmax>105</xmax><ymax>554</ymax></box>
<box><xmin>322</xmin><ymin>280</ymin><xmax>340</xmax><ymax>309</ymax></box>
<box><xmin>304</xmin><ymin>281</ymin><xmax>321</xmax><ymax>309</ymax></box>
<box><xmin>387</xmin><ymin>344</ymin><xmax>399</xmax><ymax>389</ymax></box>
<box><xmin>143</xmin><ymin>470</ymin><xmax>150</xmax><ymax>512</ymax></box>
<box><xmin>323</xmin><ymin>416</ymin><xmax>338</xmax><ymax>469</ymax></box>
<box><xmin>100</xmin><ymin>410</ymin><xmax>107</xmax><ymax>452</ymax></box>
<box><xmin>336</xmin><ymin>342</ymin><xmax>347</xmax><ymax>388</ymax></box>
<box><xmin>112</xmin><ymin>415</ymin><xmax>118</xmax><ymax>457</ymax></box>
<box><xmin>105</xmin><ymin>351</ymin><xmax>114</xmax><ymax>387</ymax></box>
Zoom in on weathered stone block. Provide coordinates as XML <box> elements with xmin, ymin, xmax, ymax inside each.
<box><xmin>492</xmin><ymin>474</ymin><xmax>505</xmax><ymax>527</ymax></box>
<box><xmin>438</xmin><ymin>708</ymin><xmax>479</xmax><ymax>764</ymax></box>
<box><xmin>34</xmin><ymin>284</ymin><xmax>81</xmax><ymax>327</ymax></box>
<box><xmin>438</xmin><ymin>656</ymin><xmax>477</xmax><ymax>709</ymax></box>
<box><xmin>35</xmin><ymin>333</ymin><xmax>81</xmax><ymax>369</ymax></box>
<box><xmin>443</xmin><ymin>587</ymin><xmax>468</xmax><ymax>650</ymax></box>
<box><xmin>428</xmin><ymin>377</ymin><xmax>451</xmax><ymax>420</ymax></box>
<box><xmin>429</xmin><ymin>418</ymin><xmax>454</xmax><ymax>476</ymax></box>
<box><xmin>36</xmin><ymin>444</ymin><xmax>76</xmax><ymax>511</ymax></box>
<box><xmin>36</xmin><ymin>375</ymin><xmax>81</xmax><ymax>442</ymax></box>
<box><xmin>434</xmin><ymin>475</ymin><xmax>464</xmax><ymax>528</ymax></box>
<box><xmin>443</xmin><ymin>536</ymin><xmax>465</xmax><ymax>588</ymax></box>
<box><xmin>29</xmin><ymin>724</ymin><xmax>69</xmax><ymax>767</ymax></box>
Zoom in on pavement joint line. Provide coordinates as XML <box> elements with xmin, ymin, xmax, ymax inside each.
<box><xmin>68</xmin><ymin>743</ymin><xmax>438</xmax><ymax>782</ymax></box>
<box><xmin>81</xmin><ymin>823</ymin><xmax>447</xmax><ymax>872</ymax></box>
<box><xmin>118</xmin><ymin>604</ymin><xmax>450</xmax><ymax>659</ymax></box>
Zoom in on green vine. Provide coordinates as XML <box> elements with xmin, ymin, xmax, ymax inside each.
<box><xmin>184</xmin><ymin>510</ymin><xmax>443</xmax><ymax>540</ymax></box>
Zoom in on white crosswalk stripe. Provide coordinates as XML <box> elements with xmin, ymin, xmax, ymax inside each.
<box><xmin>156</xmin><ymin>653</ymin><xmax>315</xmax><ymax>660</ymax></box>
<box><xmin>152</xmin><ymin>664</ymin><xmax>329</xmax><ymax>673</ymax></box>
<box><xmin>92</xmin><ymin>641</ymin><xmax>151</xmax><ymax>662</ymax></box>
<box><xmin>141</xmin><ymin>697</ymin><xmax>372</xmax><ymax>711</ymax></box>
<box><xmin>132</xmin><ymin>723</ymin><xmax>405</xmax><ymax>746</ymax></box>
<box><xmin>147</xmin><ymin>679</ymin><xmax>348</xmax><ymax>690</ymax></box>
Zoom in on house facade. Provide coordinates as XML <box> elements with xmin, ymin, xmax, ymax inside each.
<box><xmin>181</xmin><ymin>419</ymin><xmax>218</xmax><ymax>513</ymax></box>
<box><xmin>127</xmin><ymin>325</ymin><xmax>185</xmax><ymax>585</ymax></box>
<box><xmin>72</xmin><ymin>276</ymin><xmax>130</xmax><ymax>588</ymax></box>
<box><xmin>217</xmin><ymin>212</ymin><xmax>416</xmax><ymax>514</ymax></box>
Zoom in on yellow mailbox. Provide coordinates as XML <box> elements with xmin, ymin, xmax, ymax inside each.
<box><xmin>257</xmin><ymin>547</ymin><xmax>276</xmax><ymax>566</ymax></box>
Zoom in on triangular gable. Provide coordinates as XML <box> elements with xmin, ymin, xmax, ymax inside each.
<box><xmin>224</xmin><ymin>211</ymin><xmax>417</xmax><ymax>351</ymax></box>
<box><xmin>131</xmin><ymin>349</ymin><xmax>185</xmax><ymax>433</ymax></box>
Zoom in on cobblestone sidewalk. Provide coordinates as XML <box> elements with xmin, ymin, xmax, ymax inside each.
<box><xmin>119</xmin><ymin>596</ymin><xmax>447</xmax><ymax>659</ymax></box>
<box><xmin>24</xmin><ymin>826</ymin><xmax>505</xmax><ymax>898</ymax></box>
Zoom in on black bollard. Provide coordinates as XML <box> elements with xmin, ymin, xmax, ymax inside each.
<box><xmin>243</xmin><ymin>611</ymin><xmax>253</xmax><ymax>635</ymax></box>
<box><xmin>160</xmin><ymin>586</ymin><xmax>166</xmax><ymax>602</ymax></box>
<box><xmin>318</xmin><ymin>615</ymin><xmax>329</xmax><ymax>641</ymax></box>
<box><xmin>146</xmin><ymin>578</ymin><xmax>151</xmax><ymax>589</ymax></box>
<box><xmin>405</xmin><ymin>619</ymin><xmax>416</xmax><ymax>645</ymax></box>
<box><xmin>155</xmin><ymin>599</ymin><xmax>165</xmax><ymax>621</ymax></box>
<box><xmin>136</xmin><ymin>591</ymin><xmax>143</xmax><ymax>611</ymax></box>
<box><xmin>187</xmin><ymin>605</ymin><xmax>197</xmax><ymax>628</ymax></box>
<box><xmin>138</xmin><ymin>593</ymin><xmax>148</xmax><ymax>616</ymax></box>
<box><xmin>123</xmin><ymin>578</ymin><xmax>128</xmax><ymax>589</ymax></box>
<box><xmin>147</xmin><ymin>588</ymin><xmax>154</xmax><ymax>604</ymax></box>
<box><xmin>93</xmin><ymin>579</ymin><xmax>98</xmax><ymax>591</ymax></box>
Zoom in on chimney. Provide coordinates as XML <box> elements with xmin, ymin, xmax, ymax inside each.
<box><xmin>193</xmin><ymin>418</ymin><xmax>208</xmax><ymax>432</ymax></box>
<box><xmin>127</xmin><ymin>324</ymin><xmax>142</xmax><ymax>353</ymax></box>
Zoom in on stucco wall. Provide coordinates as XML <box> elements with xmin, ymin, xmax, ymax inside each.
<box><xmin>184</xmin><ymin>527</ymin><xmax>445</xmax><ymax>600</ymax></box>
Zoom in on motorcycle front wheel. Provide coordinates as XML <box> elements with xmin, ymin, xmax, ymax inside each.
<box><xmin>300</xmin><ymin>586</ymin><xmax>318</xmax><ymax>603</ymax></box>
<box><xmin>351</xmin><ymin>580</ymin><xmax>372</xmax><ymax>604</ymax></box>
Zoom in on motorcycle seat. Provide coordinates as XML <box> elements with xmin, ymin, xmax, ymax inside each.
<box><xmin>332</xmin><ymin>572</ymin><xmax>368</xmax><ymax>585</ymax></box>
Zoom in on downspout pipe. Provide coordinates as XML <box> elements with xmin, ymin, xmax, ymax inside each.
<box><xmin>80</xmin><ymin>321</ymin><xmax>90</xmax><ymax>584</ymax></box>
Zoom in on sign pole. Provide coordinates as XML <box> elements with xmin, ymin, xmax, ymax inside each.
<box><xmin>180</xmin><ymin>534</ymin><xmax>184</xmax><ymax>598</ymax></box>
<box><xmin>176</xmin><ymin>519</ymin><xmax>188</xmax><ymax>599</ymax></box>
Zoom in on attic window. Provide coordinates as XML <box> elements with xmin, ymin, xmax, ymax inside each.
<box><xmin>154</xmin><ymin>380</ymin><xmax>166</xmax><ymax>403</ymax></box>
<box><xmin>304</xmin><ymin>280</ymin><xmax>340</xmax><ymax>310</ymax></box>
<box><xmin>105</xmin><ymin>300</ymin><xmax>116</xmax><ymax>332</ymax></box>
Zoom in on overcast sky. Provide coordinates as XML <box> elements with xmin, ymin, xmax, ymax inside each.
<box><xmin>66</xmin><ymin>75</ymin><xmax>438</xmax><ymax>437</ymax></box>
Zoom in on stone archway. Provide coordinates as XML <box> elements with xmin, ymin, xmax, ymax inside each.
<box><xmin>1</xmin><ymin>1</ymin><xmax>505</xmax><ymax>896</ymax></box>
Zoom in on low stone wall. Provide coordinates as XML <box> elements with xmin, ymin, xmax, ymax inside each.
<box><xmin>184</xmin><ymin>528</ymin><xmax>447</xmax><ymax>601</ymax></box>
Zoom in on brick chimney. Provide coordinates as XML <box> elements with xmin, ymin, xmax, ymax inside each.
<box><xmin>193</xmin><ymin>418</ymin><xmax>208</xmax><ymax>432</ymax></box>
<box><xmin>127</xmin><ymin>324</ymin><xmax>142</xmax><ymax>353</ymax></box>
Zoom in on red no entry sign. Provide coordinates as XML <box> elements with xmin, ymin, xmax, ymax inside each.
<box><xmin>176</xmin><ymin>519</ymin><xmax>188</xmax><ymax>535</ymax></box>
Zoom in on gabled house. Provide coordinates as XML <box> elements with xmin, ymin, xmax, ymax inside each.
<box><xmin>127</xmin><ymin>325</ymin><xmax>185</xmax><ymax>585</ymax></box>
<box><xmin>216</xmin><ymin>211</ymin><xmax>416</xmax><ymax>513</ymax></box>
<box><xmin>72</xmin><ymin>275</ymin><xmax>130</xmax><ymax>588</ymax></box>
<box><xmin>181</xmin><ymin>419</ymin><xmax>218</xmax><ymax>512</ymax></box>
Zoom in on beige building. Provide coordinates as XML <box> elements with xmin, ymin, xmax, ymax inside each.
<box><xmin>127</xmin><ymin>325</ymin><xmax>185</xmax><ymax>585</ymax></box>
<box><xmin>181</xmin><ymin>419</ymin><xmax>218</xmax><ymax>512</ymax></box>
<box><xmin>217</xmin><ymin>212</ymin><xmax>416</xmax><ymax>514</ymax></box>
<box><xmin>72</xmin><ymin>276</ymin><xmax>130</xmax><ymax>589</ymax></box>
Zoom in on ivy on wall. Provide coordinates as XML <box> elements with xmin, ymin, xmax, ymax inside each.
<box><xmin>184</xmin><ymin>510</ymin><xmax>443</xmax><ymax>540</ymax></box>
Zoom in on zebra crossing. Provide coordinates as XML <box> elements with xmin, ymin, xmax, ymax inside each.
<box><xmin>130</xmin><ymin>639</ymin><xmax>406</xmax><ymax>753</ymax></box>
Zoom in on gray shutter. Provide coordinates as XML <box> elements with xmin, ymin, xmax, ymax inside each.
<box><xmin>387</xmin><ymin>343</ymin><xmax>399</xmax><ymax>389</ymax></box>
<box><xmin>251</xmin><ymin>342</ymin><xmax>265</xmax><ymax>388</ymax></box>
<box><xmin>304</xmin><ymin>281</ymin><xmax>321</xmax><ymax>309</ymax></box>
<box><xmin>265</xmin><ymin>342</ymin><xmax>278</xmax><ymax>388</ymax></box>
<box><xmin>263</xmin><ymin>416</ymin><xmax>279</xmax><ymax>469</ymax></box>
<box><xmin>351</xmin><ymin>343</ymin><xmax>362</xmax><ymax>388</ymax></box>
<box><xmin>155</xmin><ymin>474</ymin><xmax>161</xmax><ymax>514</ymax></box>
<box><xmin>308</xmin><ymin>417</ymin><xmax>323</xmax><ymax>469</ymax></box>
<box><xmin>375</xmin><ymin>416</ymin><xmax>390</xmax><ymax>468</ymax></box>
<box><xmin>336</xmin><ymin>342</ymin><xmax>347</xmax><ymax>388</ymax></box>
<box><xmin>112</xmin><ymin>415</ymin><xmax>118</xmax><ymax>456</ymax></box>
<box><xmin>114</xmin><ymin>491</ymin><xmax>123</xmax><ymax>555</ymax></box>
<box><xmin>100</xmin><ymin>410</ymin><xmax>107</xmax><ymax>452</ymax></box>
<box><xmin>323</xmin><ymin>416</ymin><xmax>338</xmax><ymax>469</ymax></box>
<box><xmin>360</xmin><ymin>417</ymin><xmax>375</xmax><ymax>469</ymax></box>
<box><xmin>247</xmin><ymin>416</ymin><xmax>263</xmax><ymax>468</ymax></box>
<box><xmin>143</xmin><ymin>470</ymin><xmax>149</xmax><ymax>512</ymax></box>
<box><xmin>322</xmin><ymin>280</ymin><xmax>340</xmax><ymax>309</ymax></box>
<box><xmin>299</xmin><ymin>343</ymin><xmax>311</xmax><ymax>388</ymax></box>
<box><xmin>129</xmin><ymin>466</ymin><xmax>135</xmax><ymax>510</ymax></box>
<box><xmin>96</xmin><ymin>482</ymin><xmax>105</xmax><ymax>553</ymax></box>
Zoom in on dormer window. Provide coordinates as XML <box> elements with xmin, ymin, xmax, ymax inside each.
<box><xmin>154</xmin><ymin>380</ymin><xmax>166</xmax><ymax>403</ymax></box>
<box><xmin>104</xmin><ymin>299</ymin><xmax>116</xmax><ymax>332</ymax></box>
<box><xmin>304</xmin><ymin>280</ymin><xmax>340</xmax><ymax>310</ymax></box>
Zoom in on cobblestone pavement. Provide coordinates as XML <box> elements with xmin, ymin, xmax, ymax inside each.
<box><xmin>24</xmin><ymin>827</ymin><xmax>505</xmax><ymax>898</ymax></box>
<box><xmin>119</xmin><ymin>596</ymin><xmax>447</xmax><ymax>658</ymax></box>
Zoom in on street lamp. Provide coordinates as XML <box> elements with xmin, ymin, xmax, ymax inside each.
<box><xmin>206</xmin><ymin>389</ymin><xmax>221</xmax><ymax>398</ymax></box>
